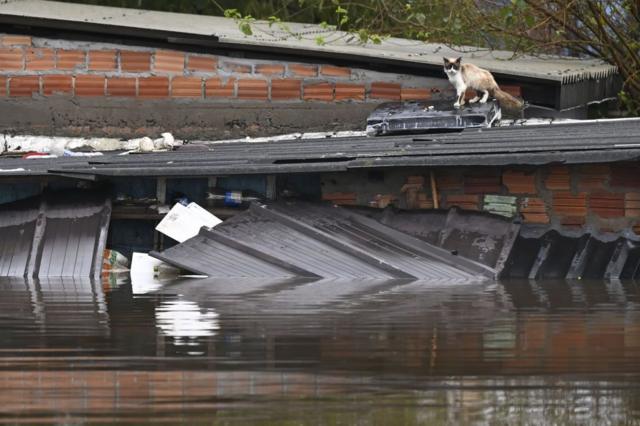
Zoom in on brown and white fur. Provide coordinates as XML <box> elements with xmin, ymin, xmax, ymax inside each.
<box><xmin>443</xmin><ymin>57</ymin><xmax>523</xmax><ymax>112</ymax></box>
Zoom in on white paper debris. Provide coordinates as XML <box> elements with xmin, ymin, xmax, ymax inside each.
<box><xmin>0</xmin><ymin>168</ymin><xmax>25</xmax><ymax>172</ymax></box>
<box><xmin>130</xmin><ymin>252</ymin><xmax>175</xmax><ymax>294</ymax></box>
<box><xmin>155</xmin><ymin>202</ymin><xmax>222</xmax><ymax>243</ymax></box>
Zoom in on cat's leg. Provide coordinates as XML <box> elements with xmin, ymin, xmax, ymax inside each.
<box><xmin>479</xmin><ymin>90</ymin><xmax>489</xmax><ymax>103</ymax></box>
<box><xmin>469</xmin><ymin>90</ymin><xmax>481</xmax><ymax>104</ymax></box>
<box><xmin>454</xmin><ymin>84</ymin><xmax>466</xmax><ymax>108</ymax></box>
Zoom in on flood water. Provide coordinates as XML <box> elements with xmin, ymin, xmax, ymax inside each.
<box><xmin>0</xmin><ymin>276</ymin><xmax>639</xmax><ymax>424</ymax></box>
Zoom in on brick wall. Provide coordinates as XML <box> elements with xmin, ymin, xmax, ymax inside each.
<box><xmin>321</xmin><ymin>162</ymin><xmax>640</xmax><ymax>234</ymax></box>
<box><xmin>0</xmin><ymin>33</ymin><xmax>450</xmax><ymax>103</ymax></box>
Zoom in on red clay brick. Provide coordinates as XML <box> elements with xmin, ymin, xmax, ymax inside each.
<box><xmin>187</xmin><ymin>55</ymin><xmax>217</xmax><ymax>72</ymax></box>
<box><xmin>107</xmin><ymin>77</ymin><xmax>136</xmax><ymax>97</ymax></box>
<box><xmin>120</xmin><ymin>51</ymin><xmax>151</xmax><ymax>72</ymax></box>
<box><xmin>255</xmin><ymin>64</ymin><xmax>285</xmax><ymax>76</ymax></box>
<box><xmin>171</xmin><ymin>76</ymin><xmax>202</xmax><ymax>98</ymax></box>
<box><xmin>0</xmin><ymin>76</ymin><xmax>6</xmax><ymax>96</ymax></box>
<box><xmin>288</xmin><ymin>63</ymin><xmax>317</xmax><ymax>77</ymax></box>
<box><xmin>520</xmin><ymin>197</ymin><xmax>549</xmax><ymax>224</ymax></box>
<box><xmin>322</xmin><ymin>192</ymin><xmax>357</xmax><ymax>201</ymax></box>
<box><xmin>42</xmin><ymin>75</ymin><xmax>73</xmax><ymax>96</ymax></box>
<box><xmin>25</xmin><ymin>48</ymin><xmax>55</xmax><ymax>71</ymax></box>
<box><xmin>335</xmin><ymin>83</ymin><xmax>365</xmax><ymax>101</ymax></box>
<box><xmin>503</xmin><ymin>170</ymin><xmax>536</xmax><ymax>194</ymax></box>
<box><xmin>237</xmin><ymin>79</ymin><xmax>268</xmax><ymax>100</ymax></box>
<box><xmin>88</xmin><ymin>50</ymin><xmax>116</xmax><ymax>71</ymax></box>
<box><xmin>138</xmin><ymin>76</ymin><xmax>169</xmax><ymax>98</ymax></box>
<box><xmin>610</xmin><ymin>164</ymin><xmax>640</xmax><ymax>188</ymax></box>
<box><xmin>561</xmin><ymin>216</ymin><xmax>586</xmax><ymax>227</ymax></box>
<box><xmin>500</xmin><ymin>85</ymin><xmax>522</xmax><ymax>97</ymax></box>
<box><xmin>401</xmin><ymin>88</ymin><xmax>431</xmax><ymax>101</ymax></box>
<box><xmin>522</xmin><ymin>212</ymin><xmax>550</xmax><ymax>225</ymax></box>
<box><xmin>0</xmin><ymin>35</ymin><xmax>31</xmax><ymax>46</ymax></box>
<box><xmin>464</xmin><ymin>174</ymin><xmax>502</xmax><ymax>194</ymax></box>
<box><xmin>577</xmin><ymin>164</ymin><xmax>610</xmax><ymax>190</ymax></box>
<box><xmin>0</xmin><ymin>48</ymin><xmax>23</xmax><ymax>71</ymax></box>
<box><xmin>205</xmin><ymin>77</ymin><xmax>235</xmax><ymax>98</ymax></box>
<box><xmin>154</xmin><ymin>50</ymin><xmax>184</xmax><ymax>73</ymax></box>
<box><xmin>221</xmin><ymin>61</ymin><xmax>251</xmax><ymax>74</ymax></box>
<box><xmin>589</xmin><ymin>192</ymin><xmax>624</xmax><ymax>218</ymax></box>
<box><xmin>56</xmin><ymin>50</ymin><xmax>85</xmax><ymax>70</ymax></box>
<box><xmin>552</xmin><ymin>191</ymin><xmax>587</xmax><ymax>216</ymax></box>
<box><xmin>435</xmin><ymin>173</ymin><xmax>463</xmax><ymax>190</ymax></box>
<box><xmin>303</xmin><ymin>82</ymin><xmax>334</xmax><ymax>101</ymax></box>
<box><xmin>271</xmin><ymin>79</ymin><xmax>301</xmax><ymax>100</ymax></box>
<box><xmin>370</xmin><ymin>82</ymin><xmax>401</xmax><ymax>100</ymax></box>
<box><xmin>75</xmin><ymin>75</ymin><xmax>105</xmax><ymax>97</ymax></box>
<box><xmin>545</xmin><ymin>166</ymin><xmax>571</xmax><ymax>190</ymax></box>
<box><xmin>445</xmin><ymin>194</ymin><xmax>479</xmax><ymax>211</ymax></box>
<box><xmin>625</xmin><ymin>193</ymin><xmax>640</xmax><ymax>217</ymax></box>
<box><xmin>320</xmin><ymin>65</ymin><xmax>350</xmax><ymax>77</ymax></box>
<box><xmin>9</xmin><ymin>76</ymin><xmax>39</xmax><ymax>97</ymax></box>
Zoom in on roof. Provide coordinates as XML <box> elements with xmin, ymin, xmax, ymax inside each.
<box><xmin>0</xmin><ymin>192</ymin><xmax>111</xmax><ymax>278</ymax></box>
<box><xmin>1</xmin><ymin>118</ymin><xmax>639</xmax><ymax>179</ymax></box>
<box><xmin>0</xmin><ymin>0</ymin><xmax>617</xmax><ymax>85</ymax></box>
<box><xmin>150</xmin><ymin>201</ymin><xmax>493</xmax><ymax>281</ymax></box>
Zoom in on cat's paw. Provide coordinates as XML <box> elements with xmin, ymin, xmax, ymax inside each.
<box><xmin>453</xmin><ymin>102</ymin><xmax>461</xmax><ymax>109</ymax></box>
<box><xmin>469</xmin><ymin>97</ymin><xmax>479</xmax><ymax>104</ymax></box>
<box><xmin>479</xmin><ymin>99</ymin><xmax>487</xmax><ymax>104</ymax></box>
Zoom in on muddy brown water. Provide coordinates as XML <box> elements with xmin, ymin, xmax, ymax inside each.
<box><xmin>0</xmin><ymin>277</ymin><xmax>639</xmax><ymax>424</ymax></box>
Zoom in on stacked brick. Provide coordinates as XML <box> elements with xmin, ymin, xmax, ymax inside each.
<box><xmin>0</xmin><ymin>33</ymin><xmax>444</xmax><ymax>102</ymax></box>
<box><xmin>322</xmin><ymin>162</ymin><xmax>640</xmax><ymax>234</ymax></box>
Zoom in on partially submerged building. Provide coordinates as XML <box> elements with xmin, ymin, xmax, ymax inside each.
<box><xmin>0</xmin><ymin>1</ymin><xmax>638</xmax><ymax>281</ymax></box>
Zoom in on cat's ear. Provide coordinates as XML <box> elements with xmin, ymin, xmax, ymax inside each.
<box><xmin>443</xmin><ymin>57</ymin><xmax>449</xmax><ymax>64</ymax></box>
<box><xmin>455</xmin><ymin>57</ymin><xmax>462</xmax><ymax>64</ymax></box>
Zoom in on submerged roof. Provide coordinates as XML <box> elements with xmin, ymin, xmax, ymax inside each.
<box><xmin>150</xmin><ymin>201</ymin><xmax>494</xmax><ymax>281</ymax></box>
<box><xmin>0</xmin><ymin>192</ymin><xmax>111</xmax><ymax>278</ymax></box>
<box><xmin>1</xmin><ymin>117</ymin><xmax>638</xmax><ymax>179</ymax></box>
<box><xmin>0</xmin><ymin>0</ymin><xmax>617</xmax><ymax>85</ymax></box>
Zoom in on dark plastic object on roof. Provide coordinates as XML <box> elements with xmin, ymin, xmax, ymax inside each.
<box><xmin>366</xmin><ymin>100</ymin><xmax>501</xmax><ymax>136</ymax></box>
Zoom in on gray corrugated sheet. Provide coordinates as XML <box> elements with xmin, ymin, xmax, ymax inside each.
<box><xmin>5</xmin><ymin>118</ymin><xmax>632</xmax><ymax>178</ymax></box>
<box><xmin>0</xmin><ymin>193</ymin><xmax>111</xmax><ymax>278</ymax></box>
<box><xmin>150</xmin><ymin>202</ymin><xmax>494</xmax><ymax>281</ymax></box>
<box><xmin>0</xmin><ymin>0</ymin><xmax>616</xmax><ymax>85</ymax></box>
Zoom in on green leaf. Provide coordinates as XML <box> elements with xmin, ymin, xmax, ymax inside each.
<box><xmin>315</xmin><ymin>36</ymin><xmax>326</xmax><ymax>45</ymax></box>
<box><xmin>240</xmin><ymin>21</ymin><xmax>253</xmax><ymax>36</ymax></box>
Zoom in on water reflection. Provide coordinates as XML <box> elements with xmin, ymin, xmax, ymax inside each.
<box><xmin>0</xmin><ymin>276</ymin><xmax>638</xmax><ymax>423</ymax></box>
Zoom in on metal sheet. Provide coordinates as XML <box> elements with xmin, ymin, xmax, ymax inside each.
<box><xmin>19</xmin><ymin>118</ymin><xmax>636</xmax><ymax>178</ymax></box>
<box><xmin>151</xmin><ymin>201</ymin><xmax>492</xmax><ymax>281</ymax></box>
<box><xmin>0</xmin><ymin>198</ymin><xmax>39</xmax><ymax>277</ymax></box>
<box><xmin>0</xmin><ymin>193</ymin><xmax>111</xmax><ymax>278</ymax></box>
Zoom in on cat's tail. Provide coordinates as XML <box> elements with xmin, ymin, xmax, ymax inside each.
<box><xmin>492</xmin><ymin>88</ymin><xmax>524</xmax><ymax>112</ymax></box>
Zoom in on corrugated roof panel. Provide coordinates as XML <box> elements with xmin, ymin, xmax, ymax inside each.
<box><xmin>0</xmin><ymin>198</ymin><xmax>40</xmax><ymax>277</ymax></box>
<box><xmin>0</xmin><ymin>194</ymin><xmax>111</xmax><ymax>278</ymax></box>
<box><xmin>151</xmin><ymin>233</ymin><xmax>298</xmax><ymax>278</ymax></box>
<box><xmin>266</xmin><ymin>202</ymin><xmax>490</xmax><ymax>279</ymax></box>
<box><xmin>216</xmin><ymin>211</ymin><xmax>399</xmax><ymax>279</ymax></box>
<box><xmin>151</xmin><ymin>201</ymin><xmax>493</xmax><ymax>282</ymax></box>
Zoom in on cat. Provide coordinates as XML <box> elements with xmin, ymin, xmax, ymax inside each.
<box><xmin>443</xmin><ymin>57</ymin><xmax>524</xmax><ymax>112</ymax></box>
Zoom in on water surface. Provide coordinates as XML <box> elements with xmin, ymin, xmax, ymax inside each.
<box><xmin>0</xmin><ymin>277</ymin><xmax>639</xmax><ymax>424</ymax></box>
